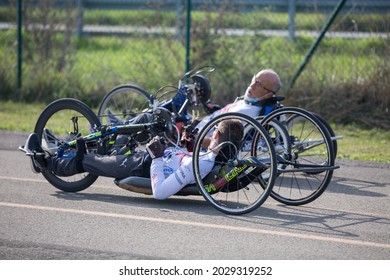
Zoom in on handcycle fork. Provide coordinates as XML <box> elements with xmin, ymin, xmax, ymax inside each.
<box><xmin>71</xmin><ymin>116</ymin><xmax>79</xmax><ymax>136</ymax></box>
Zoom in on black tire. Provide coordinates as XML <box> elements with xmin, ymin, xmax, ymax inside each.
<box><xmin>34</xmin><ymin>98</ymin><xmax>101</xmax><ymax>192</ymax></box>
<box><xmin>193</xmin><ymin>113</ymin><xmax>277</xmax><ymax>215</ymax></box>
<box><xmin>261</xmin><ymin>107</ymin><xmax>335</xmax><ymax>206</ymax></box>
<box><xmin>98</xmin><ymin>84</ymin><xmax>151</xmax><ymax>125</ymax></box>
<box><xmin>313</xmin><ymin>113</ymin><xmax>338</xmax><ymax>159</ymax></box>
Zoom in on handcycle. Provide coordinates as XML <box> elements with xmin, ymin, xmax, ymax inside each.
<box><xmin>21</xmin><ymin>66</ymin><xmax>213</xmax><ymax>193</ymax></box>
<box><xmin>19</xmin><ymin>66</ymin><xmax>280</xmax><ymax>215</ymax></box>
<box><xmin>97</xmin><ymin>66</ymin><xmax>340</xmax><ymax>207</ymax></box>
<box><xmin>20</xmin><ymin>66</ymin><xmax>339</xmax><ymax>214</ymax></box>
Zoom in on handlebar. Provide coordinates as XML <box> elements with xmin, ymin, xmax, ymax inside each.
<box><xmin>150</xmin><ymin>66</ymin><xmax>215</xmax><ymax>118</ymax></box>
<box><xmin>180</xmin><ymin>65</ymin><xmax>216</xmax><ymax>81</ymax></box>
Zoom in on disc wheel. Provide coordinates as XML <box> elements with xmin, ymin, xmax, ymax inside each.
<box><xmin>34</xmin><ymin>98</ymin><xmax>101</xmax><ymax>192</ymax></box>
<box><xmin>192</xmin><ymin>113</ymin><xmax>277</xmax><ymax>215</ymax></box>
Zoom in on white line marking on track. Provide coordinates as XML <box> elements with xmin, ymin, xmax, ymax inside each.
<box><xmin>0</xmin><ymin>176</ymin><xmax>112</xmax><ymax>189</ymax></box>
<box><xmin>1</xmin><ymin>201</ymin><xmax>389</xmax><ymax>250</ymax></box>
<box><xmin>3</xmin><ymin>175</ymin><xmax>389</xmax><ymax>218</ymax></box>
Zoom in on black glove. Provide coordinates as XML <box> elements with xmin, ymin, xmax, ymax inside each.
<box><xmin>146</xmin><ymin>136</ymin><xmax>167</xmax><ymax>159</ymax></box>
<box><xmin>180</xmin><ymin>124</ymin><xmax>198</xmax><ymax>152</ymax></box>
<box><xmin>204</xmin><ymin>100</ymin><xmax>222</xmax><ymax>115</ymax></box>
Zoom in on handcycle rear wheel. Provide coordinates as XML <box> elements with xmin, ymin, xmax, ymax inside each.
<box><xmin>34</xmin><ymin>98</ymin><xmax>101</xmax><ymax>192</ymax></box>
<box><xmin>261</xmin><ymin>107</ymin><xmax>335</xmax><ymax>206</ymax></box>
<box><xmin>98</xmin><ymin>84</ymin><xmax>151</xmax><ymax>125</ymax></box>
<box><xmin>192</xmin><ymin>113</ymin><xmax>277</xmax><ymax>215</ymax></box>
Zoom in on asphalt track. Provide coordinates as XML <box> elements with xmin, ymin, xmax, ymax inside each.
<box><xmin>0</xmin><ymin>131</ymin><xmax>389</xmax><ymax>260</ymax></box>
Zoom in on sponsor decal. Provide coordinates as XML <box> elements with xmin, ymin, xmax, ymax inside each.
<box><xmin>204</xmin><ymin>165</ymin><xmax>247</xmax><ymax>193</ymax></box>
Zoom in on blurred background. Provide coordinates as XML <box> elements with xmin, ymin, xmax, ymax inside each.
<box><xmin>0</xmin><ymin>0</ymin><xmax>389</xmax><ymax>129</ymax></box>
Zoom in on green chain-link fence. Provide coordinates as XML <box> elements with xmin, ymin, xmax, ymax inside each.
<box><xmin>1</xmin><ymin>0</ymin><xmax>389</xmax><ymax>127</ymax></box>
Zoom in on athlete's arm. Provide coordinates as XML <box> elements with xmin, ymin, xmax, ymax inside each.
<box><xmin>150</xmin><ymin>154</ymin><xmax>215</xmax><ymax>200</ymax></box>
<box><xmin>150</xmin><ymin>157</ymin><xmax>193</xmax><ymax>200</ymax></box>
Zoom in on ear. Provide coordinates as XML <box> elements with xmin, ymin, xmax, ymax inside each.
<box><xmin>209</xmin><ymin>129</ymin><xmax>220</xmax><ymax>146</ymax></box>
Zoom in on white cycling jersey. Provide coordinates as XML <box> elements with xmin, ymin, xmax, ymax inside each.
<box><xmin>195</xmin><ymin>99</ymin><xmax>262</xmax><ymax>133</ymax></box>
<box><xmin>150</xmin><ymin>147</ymin><xmax>216</xmax><ymax>199</ymax></box>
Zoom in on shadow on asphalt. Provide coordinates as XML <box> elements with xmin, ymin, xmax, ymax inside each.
<box><xmin>50</xmin><ymin>184</ymin><xmax>390</xmax><ymax>240</ymax></box>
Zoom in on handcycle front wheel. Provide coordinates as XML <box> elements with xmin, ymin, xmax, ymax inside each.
<box><xmin>261</xmin><ymin>107</ymin><xmax>336</xmax><ymax>206</ymax></box>
<box><xmin>34</xmin><ymin>98</ymin><xmax>101</xmax><ymax>192</ymax></box>
<box><xmin>192</xmin><ymin>113</ymin><xmax>277</xmax><ymax>215</ymax></box>
<box><xmin>98</xmin><ymin>84</ymin><xmax>151</xmax><ymax>126</ymax></box>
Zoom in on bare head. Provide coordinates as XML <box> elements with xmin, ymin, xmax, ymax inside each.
<box><xmin>244</xmin><ymin>69</ymin><xmax>281</xmax><ymax>103</ymax></box>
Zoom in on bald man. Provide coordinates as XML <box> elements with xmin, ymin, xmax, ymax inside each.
<box><xmin>195</xmin><ymin>69</ymin><xmax>282</xmax><ymax>132</ymax></box>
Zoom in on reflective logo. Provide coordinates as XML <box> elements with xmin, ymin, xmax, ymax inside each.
<box><xmin>163</xmin><ymin>166</ymin><xmax>174</xmax><ymax>175</ymax></box>
<box><xmin>163</xmin><ymin>149</ymin><xmax>173</xmax><ymax>159</ymax></box>
<box><xmin>119</xmin><ymin>158</ymin><xmax>128</xmax><ymax>167</ymax></box>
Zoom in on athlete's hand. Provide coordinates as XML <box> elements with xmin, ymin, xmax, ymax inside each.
<box><xmin>204</xmin><ymin>101</ymin><xmax>221</xmax><ymax>115</ymax></box>
<box><xmin>146</xmin><ymin>136</ymin><xmax>167</xmax><ymax>159</ymax></box>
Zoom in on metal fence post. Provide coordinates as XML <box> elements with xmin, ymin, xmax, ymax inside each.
<box><xmin>185</xmin><ymin>0</ymin><xmax>191</xmax><ymax>74</ymax></box>
<box><xmin>176</xmin><ymin>0</ymin><xmax>183</xmax><ymax>40</ymax></box>
<box><xmin>288</xmin><ymin>0</ymin><xmax>348</xmax><ymax>92</ymax></box>
<box><xmin>288</xmin><ymin>0</ymin><xmax>296</xmax><ymax>40</ymax></box>
<box><xmin>76</xmin><ymin>0</ymin><xmax>83</xmax><ymax>36</ymax></box>
<box><xmin>17</xmin><ymin>0</ymin><xmax>22</xmax><ymax>91</ymax></box>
